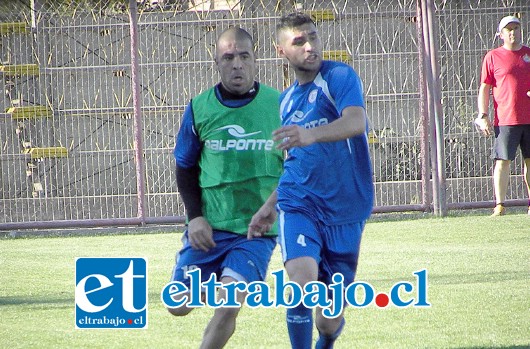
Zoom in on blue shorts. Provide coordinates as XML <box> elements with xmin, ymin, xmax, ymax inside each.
<box><xmin>493</xmin><ymin>125</ymin><xmax>530</xmax><ymax>160</ymax></box>
<box><xmin>170</xmin><ymin>230</ymin><xmax>276</xmax><ymax>286</ymax></box>
<box><xmin>277</xmin><ymin>209</ymin><xmax>364</xmax><ymax>286</ymax></box>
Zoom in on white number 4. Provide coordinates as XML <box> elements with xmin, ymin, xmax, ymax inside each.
<box><xmin>297</xmin><ymin>234</ymin><xmax>307</xmax><ymax>247</ymax></box>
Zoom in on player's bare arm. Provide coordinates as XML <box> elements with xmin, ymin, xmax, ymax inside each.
<box><xmin>187</xmin><ymin>216</ymin><xmax>216</xmax><ymax>252</ymax></box>
<box><xmin>476</xmin><ymin>83</ymin><xmax>493</xmax><ymax>136</ymax></box>
<box><xmin>274</xmin><ymin>106</ymin><xmax>366</xmax><ymax>151</ymax></box>
<box><xmin>247</xmin><ymin>190</ymin><xmax>277</xmax><ymax>239</ymax></box>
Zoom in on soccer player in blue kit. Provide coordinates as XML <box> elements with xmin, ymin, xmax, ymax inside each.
<box><xmin>248</xmin><ymin>12</ymin><xmax>374</xmax><ymax>349</ymax></box>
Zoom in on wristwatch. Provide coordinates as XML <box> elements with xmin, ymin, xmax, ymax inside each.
<box><xmin>478</xmin><ymin>113</ymin><xmax>488</xmax><ymax>119</ymax></box>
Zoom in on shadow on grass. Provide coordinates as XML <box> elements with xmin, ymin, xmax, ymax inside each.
<box><xmin>368</xmin><ymin>207</ymin><xmax>529</xmax><ymax>223</ymax></box>
<box><xmin>454</xmin><ymin>346</ymin><xmax>530</xmax><ymax>349</ymax></box>
<box><xmin>0</xmin><ymin>295</ymin><xmax>73</xmax><ymax>307</ymax></box>
<box><xmin>0</xmin><ymin>226</ymin><xmax>179</xmax><ymax>239</ymax></box>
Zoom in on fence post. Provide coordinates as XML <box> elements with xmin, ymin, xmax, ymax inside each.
<box><xmin>30</xmin><ymin>0</ymin><xmax>41</xmax><ymax>29</ymax></box>
<box><xmin>420</xmin><ymin>0</ymin><xmax>447</xmax><ymax>216</ymax></box>
<box><xmin>426</xmin><ymin>0</ymin><xmax>447</xmax><ymax>216</ymax></box>
<box><xmin>419</xmin><ymin>0</ymin><xmax>440</xmax><ymax>215</ymax></box>
<box><xmin>128</xmin><ymin>0</ymin><xmax>147</xmax><ymax>225</ymax></box>
<box><xmin>416</xmin><ymin>0</ymin><xmax>432</xmax><ymax>213</ymax></box>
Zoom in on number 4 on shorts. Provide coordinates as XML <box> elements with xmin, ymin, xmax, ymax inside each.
<box><xmin>297</xmin><ymin>234</ymin><xmax>307</xmax><ymax>247</ymax></box>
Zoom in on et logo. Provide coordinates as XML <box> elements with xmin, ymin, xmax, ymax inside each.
<box><xmin>75</xmin><ymin>257</ymin><xmax>147</xmax><ymax>329</ymax></box>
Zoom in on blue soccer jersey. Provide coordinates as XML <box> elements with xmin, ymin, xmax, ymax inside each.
<box><xmin>277</xmin><ymin>60</ymin><xmax>374</xmax><ymax>224</ymax></box>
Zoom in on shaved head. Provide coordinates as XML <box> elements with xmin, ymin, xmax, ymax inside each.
<box><xmin>216</xmin><ymin>27</ymin><xmax>254</xmax><ymax>57</ymax></box>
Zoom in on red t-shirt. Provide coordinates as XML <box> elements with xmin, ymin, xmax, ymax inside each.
<box><xmin>480</xmin><ymin>45</ymin><xmax>530</xmax><ymax>126</ymax></box>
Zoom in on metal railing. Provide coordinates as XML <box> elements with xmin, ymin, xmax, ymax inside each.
<box><xmin>0</xmin><ymin>0</ymin><xmax>528</xmax><ymax>230</ymax></box>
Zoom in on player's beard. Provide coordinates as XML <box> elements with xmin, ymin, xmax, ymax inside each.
<box><xmin>297</xmin><ymin>66</ymin><xmax>313</xmax><ymax>73</ymax></box>
<box><xmin>295</xmin><ymin>58</ymin><xmax>321</xmax><ymax>73</ymax></box>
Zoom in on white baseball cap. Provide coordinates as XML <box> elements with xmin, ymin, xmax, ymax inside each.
<box><xmin>497</xmin><ymin>15</ymin><xmax>520</xmax><ymax>34</ymax></box>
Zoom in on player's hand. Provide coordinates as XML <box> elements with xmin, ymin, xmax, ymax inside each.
<box><xmin>474</xmin><ymin>114</ymin><xmax>492</xmax><ymax>137</ymax></box>
<box><xmin>247</xmin><ymin>204</ymin><xmax>277</xmax><ymax>239</ymax></box>
<box><xmin>273</xmin><ymin>125</ymin><xmax>314</xmax><ymax>151</ymax></box>
<box><xmin>187</xmin><ymin>216</ymin><xmax>216</xmax><ymax>252</ymax></box>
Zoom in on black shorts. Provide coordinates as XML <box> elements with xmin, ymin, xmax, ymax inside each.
<box><xmin>493</xmin><ymin>125</ymin><xmax>530</xmax><ymax>161</ymax></box>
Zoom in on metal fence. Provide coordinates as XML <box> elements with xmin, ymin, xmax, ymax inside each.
<box><xmin>0</xmin><ymin>0</ymin><xmax>528</xmax><ymax>229</ymax></box>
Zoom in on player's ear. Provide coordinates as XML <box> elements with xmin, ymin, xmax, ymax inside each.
<box><xmin>213</xmin><ymin>54</ymin><xmax>221</xmax><ymax>70</ymax></box>
<box><xmin>276</xmin><ymin>44</ymin><xmax>285</xmax><ymax>58</ymax></box>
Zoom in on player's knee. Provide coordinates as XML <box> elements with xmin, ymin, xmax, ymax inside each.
<box><xmin>316</xmin><ymin>314</ymin><xmax>343</xmax><ymax>336</ymax></box>
<box><xmin>214</xmin><ymin>306</ymin><xmax>241</xmax><ymax>321</ymax></box>
<box><xmin>286</xmin><ymin>257</ymin><xmax>318</xmax><ymax>285</ymax></box>
<box><xmin>167</xmin><ymin>306</ymin><xmax>193</xmax><ymax>317</ymax></box>
<box><xmin>166</xmin><ymin>291</ymin><xmax>200</xmax><ymax>316</ymax></box>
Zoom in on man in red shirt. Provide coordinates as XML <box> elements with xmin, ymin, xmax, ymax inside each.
<box><xmin>476</xmin><ymin>15</ymin><xmax>530</xmax><ymax>216</ymax></box>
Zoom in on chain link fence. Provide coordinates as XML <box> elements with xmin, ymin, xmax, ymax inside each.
<box><xmin>437</xmin><ymin>1</ymin><xmax>528</xmax><ymax>208</ymax></box>
<box><xmin>0</xmin><ymin>0</ymin><xmax>528</xmax><ymax>228</ymax></box>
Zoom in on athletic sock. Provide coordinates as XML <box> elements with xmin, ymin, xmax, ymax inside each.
<box><xmin>315</xmin><ymin>317</ymin><xmax>345</xmax><ymax>349</ymax></box>
<box><xmin>286</xmin><ymin>303</ymin><xmax>313</xmax><ymax>349</ymax></box>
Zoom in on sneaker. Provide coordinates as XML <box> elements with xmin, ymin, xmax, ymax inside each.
<box><xmin>491</xmin><ymin>204</ymin><xmax>505</xmax><ymax>217</ymax></box>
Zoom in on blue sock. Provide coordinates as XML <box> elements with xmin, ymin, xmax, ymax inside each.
<box><xmin>286</xmin><ymin>303</ymin><xmax>313</xmax><ymax>349</ymax></box>
<box><xmin>315</xmin><ymin>317</ymin><xmax>345</xmax><ymax>349</ymax></box>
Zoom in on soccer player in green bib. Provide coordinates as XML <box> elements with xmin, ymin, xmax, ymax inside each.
<box><xmin>167</xmin><ymin>27</ymin><xmax>283</xmax><ymax>348</ymax></box>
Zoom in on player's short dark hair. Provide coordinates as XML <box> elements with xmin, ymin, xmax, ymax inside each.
<box><xmin>276</xmin><ymin>12</ymin><xmax>316</xmax><ymax>32</ymax></box>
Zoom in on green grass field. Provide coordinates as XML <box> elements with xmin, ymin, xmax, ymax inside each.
<box><xmin>1</xmin><ymin>212</ymin><xmax>529</xmax><ymax>348</ymax></box>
